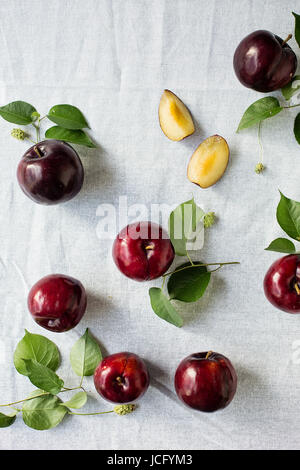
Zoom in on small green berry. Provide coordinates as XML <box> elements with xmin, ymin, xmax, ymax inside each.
<box><xmin>11</xmin><ymin>128</ymin><xmax>26</xmax><ymax>140</ymax></box>
<box><xmin>114</xmin><ymin>404</ymin><xmax>136</xmax><ymax>415</ymax></box>
<box><xmin>203</xmin><ymin>212</ymin><xmax>215</xmax><ymax>228</ymax></box>
<box><xmin>255</xmin><ymin>163</ymin><xmax>264</xmax><ymax>174</ymax></box>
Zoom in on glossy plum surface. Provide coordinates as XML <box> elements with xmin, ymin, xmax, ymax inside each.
<box><xmin>28</xmin><ymin>274</ymin><xmax>87</xmax><ymax>332</ymax></box>
<box><xmin>264</xmin><ymin>254</ymin><xmax>300</xmax><ymax>313</ymax></box>
<box><xmin>174</xmin><ymin>352</ymin><xmax>237</xmax><ymax>412</ymax></box>
<box><xmin>112</xmin><ymin>221</ymin><xmax>175</xmax><ymax>281</ymax></box>
<box><xmin>233</xmin><ymin>30</ymin><xmax>297</xmax><ymax>92</ymax></box>
<box><xmin>17</xmin><ymin>140</ymin><xmax>84</xmax><ymax>204</ymax></box>
<box><xmin>94</xmin><ymin>352</ymin><xmax>150</xmax><ymax>403</ymax></box>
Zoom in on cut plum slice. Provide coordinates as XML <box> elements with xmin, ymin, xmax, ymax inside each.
<box><xmin>159</xmin><ymin>90</ymin><xmax>195</xmax><ymax>141</ymax></box>
<box><xmin>187</xmin><ymin>135</ymin><xmax>229</xmax><ymax>188</ymax></box>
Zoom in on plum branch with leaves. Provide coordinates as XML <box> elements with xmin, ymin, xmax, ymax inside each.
<box><xmin>148</xmin><ymin>198</ymin><xmax>239</xmax><ymax>328</ymax></box>
<box><xmin>236</xmin><ymin>12</ymin><xmax>300</xmax><ymax>174</ymax></box>
<box><xmin>0</xmin><ymin>100</ymin><xmax>96</xmax><ymax>148</ymax></box>
<box><xmin>0</xmin><ymin>329</ymin><xmax>136</xmax><ymax>430</ymax></box>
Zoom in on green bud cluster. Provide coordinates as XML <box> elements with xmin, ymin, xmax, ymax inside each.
<box><xmin>114</xmin><ymin>404</ymin><xmax>136</xmax><ymax>415</ymax></box>
<box><xmin>203</xmin><ymin>212</ymin><xmax>215</xmax><ymax>228</ymax></box>
<box><xmin>11</xmin><ymin>128</ymin><xmax>26</xmax><ymax>140</ymax></box>
<box><xmin>255</xmin><ymin>163</ymin><xmax>264</xmax><ymax>174</ymax></box>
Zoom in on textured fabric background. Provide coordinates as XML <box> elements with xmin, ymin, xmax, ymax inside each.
<box><xmin>0</xmin><ymin>0</ymin><xmax>300</xmax><ymax>450</ymax></box>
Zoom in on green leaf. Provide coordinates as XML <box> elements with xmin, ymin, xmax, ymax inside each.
<box><xmin>22</xmin><ymin>394</ymin><xmax>67</xmax><ymax>430</ymax></box>
<box><xmin>45</xmin><ymin>126</ymin><xmax>96</xmax><ymax>148</ymax></box>
<box><xmin>14</xmin><ymin>330</ymin><xmax>60</xmax><ymax>376</ymax></box>
<box><xmin>167</xmin><ymin>262</ymin><xmax>211</xmax><ymax>303</ymax></box>
<box><xmin>47</xmin><ymin>104</ymin><xmax>89</xmax><ymax>130</ymax></box>
<box><xmin>0</xmin><ymin>101</ymin><xmax>37</xmax><ymax>125</ymax></box>
<box><xmin>282</xmin><ymin>75</ymin><xmax>300</xmax><ymax>100</ymax></box>
<box><xmin>60</xmin><ymin>391</ymin><xmax>87</xmax><ymax>410</ymax></box>
<box><xmin>265</xmin><ymin>237</ymin><xmax>296</xmax><ymax>254</ymax></box>
<box><xmin>149</xmin><ymin>287</ymin><xmax>183</xmax><ymax>327</ymax></box>
<box><xmin>277</xmin><ymin>191</ymin><xmax>300</xmax><ymax>241</ymax></box>
<box><xmin>22</xmin><ymin>359</ymin><xmax>64</xmax><ymax>395</ymax></box>
<box><xmin>168</xmin><ymin>198</ymin><xmax>205</xmax><ymax>256</ymax></box>
<box><xmin>293</xmin><ymin>12</ymin><xmax>300</xmax><ymax>48</ymax></box>
<box><xmin>70</xmin><ymin>329</ymin><xmax>102</xmax><ymax>377</ymax></box>
<box><xmin>237</xmin><ymin>97</ymin><xmax>283</xmax><ymax>132</ymax></box>
<box><xmin>0</xmin><ymin>411</ymin><xmax>17</xmax><ymax>428</ymax></box>
<box><xmin>31</xmin><ymin>111</ymin><xmax>40</xmax><ymax>121</ymax></box>
<box><xmin>294</xmin><ymin>113</ymin><xmax>300</xmax><ymax>144</ymax></box>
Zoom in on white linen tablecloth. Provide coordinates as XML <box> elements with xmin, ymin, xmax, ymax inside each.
<box><xmin>0</xmin><ymin>0</ymin><xmax>300</xmax><ymax>450</ymax></box>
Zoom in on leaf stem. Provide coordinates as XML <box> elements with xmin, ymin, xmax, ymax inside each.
<box><xmin>0</xmin><ymin>391</ymin><xmax>48</xmax><ymax>408</ymax></box>
<box><xmin>186</xmin><ymin>251</ymin><xmax>194</xmax><ymax>266</ymax></box>
<box><xmin>209</xmin><ymin>266</ymin><xmax>223</xmax><ymax>273</ymax></box>
<box><xmin>68</xmin><ymin>410</ymin><xmax>114</xmax><ymax>416</ymax></box>
<box><xmin>32</xmin><ymin>113</ymin><xmax>43</xmax><ymax>142</ymax></box>
<box><xmin>32</xmin><ymin>123</ymin><xmax>40</xmax><ymax>143</ymax></box>
<box><xmin>61</xmin><ymin>385</ymin><xmax>86</xmax><ymax>393</ymax></box>
<box><xmin>283</xmin><ymin>104</ymin><xmax>300</xmax><ymax>109</ymax></box>
<box><xmin>0</xmin><ymin>385</ymin><xmax>85</xmax><ymax>409</ymax></box>
<box><xmin>258</xmin><ymin>121</ymin><xmax>263</xmax><ymax>163</ymax></box>
<box><xmin>162</xmin><ymin>261</ymin><xmax>240</xmax><ymax>278</ymax></box>
<box><xmin>26</xmin><ymin>137</ymin><xmax>37</xmax><ymax>145</ymax></box>
<box><xmin>255</xmin><ymin>122</ymin><xmax>265</xmax><ymax>174</ymax></box>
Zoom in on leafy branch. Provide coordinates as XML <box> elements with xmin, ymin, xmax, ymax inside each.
<box><xmin>148</xmin><ymin>198</ymin><xmax>240</xmax><ymax>328</ymax></box>
<box><xmin>0</xmin><ymin>101</ymin><xmax>96</xmax><ymax>148</ymax></box>
<box><xmin>237</xmin><ymin>12</ymin><xmax>300</xmax><ymax>173</ymax></box>
<box><xmin>0</xmin><ymin>329</ymin><xmax>136</xmax><ymax>430</ymax></box>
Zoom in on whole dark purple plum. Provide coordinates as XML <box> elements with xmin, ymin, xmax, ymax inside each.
<box><xmin>233</xmin><ymin>30</ymin><xmax>297</xmax><ymax>92</ymax></box>
<box><xmin>17</xmin><ymin>140</ymin><xmax>84</xmax><ymax>205</ymax></box>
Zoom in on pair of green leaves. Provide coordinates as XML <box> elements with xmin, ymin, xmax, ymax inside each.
<box><xmin>45</xmin><ymin>104</ymin><xmax>95</xmax><ymax>147</ymax></box>
<box><xmin>0</xmin><ymin>101</ymin><xmax>95</xmax><ymax>147</ymax></box>
<box><xmin>149</xmin><ymin>199</ymin><xmax>212</xmax><ymax>328</ymax></box>
<box><xmin>14</xmin><ymin>328</ymin><xmax>101</xmax><ymax>384</ymax></box>
<box><xmin>45</xmin><ymin>105</ymin><xmax>95</xmax><ymax>147</ymax></box>
<box><xmin>149</xmin><ymin>263</ymin><xmax>211</xmax><ymax>328</ymax></box>
<box><xmin>1</xmin><ymin>329</ymin><xmax>102</xmax><ymax>430</ymax></box>
<box><xmin>265</xmin><ymin>192</ymin><xmax>300</xmax><ymax>254</ymax></box>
